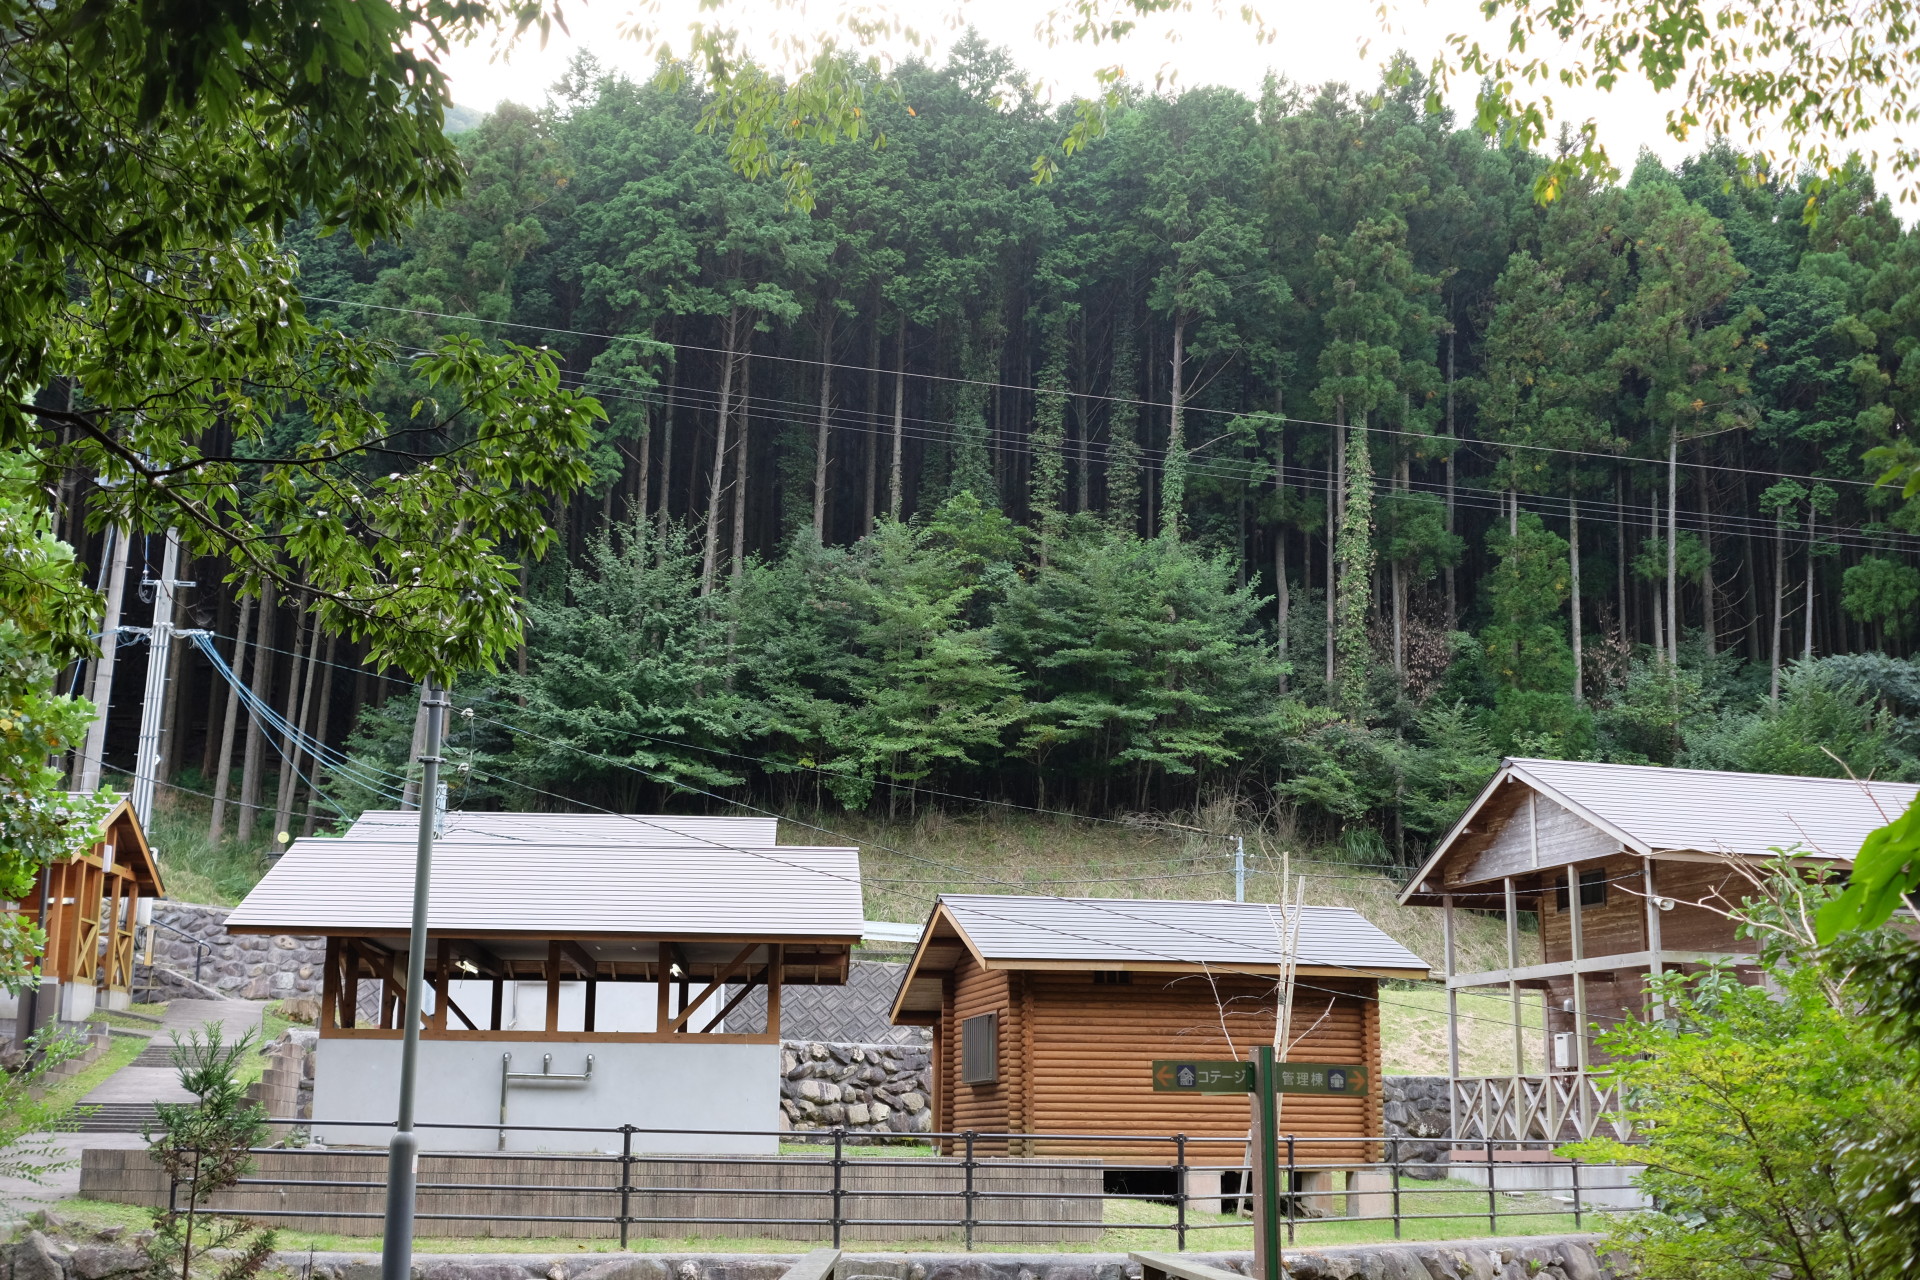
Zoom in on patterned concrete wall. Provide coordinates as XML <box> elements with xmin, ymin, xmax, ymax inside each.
<box><xmin>740</xmin><ymin>960</ymin><xmax>928</xmax><ymax>1045</ymax></box>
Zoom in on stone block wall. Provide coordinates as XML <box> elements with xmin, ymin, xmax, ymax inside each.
<box><xmin>781</xmin><ymin>1040</ymin><xmax>932</xmax><ymax>1135</ymax></box>
<box><xmin>1382</xmin><ymin>1074</ymin><xmax>1451</xmax><ymax>1176</ymax></box>
<box><xmin>135</xmin><ymin>900</ymin><xmax>325</xmax><ymax>1002</ymax></box>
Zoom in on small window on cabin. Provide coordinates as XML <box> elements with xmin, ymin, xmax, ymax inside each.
<box><xmin>1092</xmin><ymin>971</ymin><xmax>1132</xmax><ymax>985</ymax></box>
<box><xmin>961</xmin><ymin>1011</ymin><xmax>999</xmax><ymax>1083</ymax></box>
<box><xmin>1554</xmin><ymin>869</ymin><xmax>1608</xmax><ymax>911</ymax></box>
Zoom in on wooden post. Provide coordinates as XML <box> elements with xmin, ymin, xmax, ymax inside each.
<box><xmin>545</xmin><ymin>941</ymin><xmax>562</xmax><ymax>1034</ymax></box>
<box><xmin>1505</xmin><ymin>876</ymin><xmax>1524</xmax><ymax>1135</ymax></box>
<box><xmin>656</xmin><ymin>941</ymin><xmax>671</xmax><ymax>1032</ymax></box>
<box><xmin>490</xmin><ymin>977</ymin><xmax>505</xmax><ymax>1031</ymax></box>
<box><xmin>430</xmin><ymin>940</ymin><xmax>451</xmax><ymax>1032</ymax></box>
<box><xmin>341</xmin><ymin>940</ymin><xmax>359</xmax><ymax>1031</ymax></box>
<box><xmin>320</xmin><ymin>937</ymin><xmax>340</xmax><ymax>1033</ymax></box>
<box><xmin>1566</xmin><ymin>861</ymin><xmax>1591</xmax><ymax>1136</ymax></box>
<box><xmin>1442</xmin><ymin>892</ymin><xmax>1459</xmax><ymax>1143</ymax></box>
<box><xmin>584</xmin><ymin>974</ymin><xmax>598</xmax><ymax>1034</ymax></box>
<box><xmin>1643</xmin><ymin>857</ymin><xmax>1666</xmax><ymax>1021</ymax></box>
<box><xmin>767</xmin><ymin>944</ymin><xmax>783</xmax><ymax>1040</ymax></box>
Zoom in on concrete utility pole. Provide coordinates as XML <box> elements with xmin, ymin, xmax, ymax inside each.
<box><xmin>382</xmin><ymin>678</ymin><xmax>447</xmax><ymax>1280</ymax></box>
<box><xmin>76</xmin><ymin>526</ymin><xmax>132</xmax><ymax>792</ymax></box>
<box><xmin>129</xmin><ymin>530</ymin><xmax>190</xmax><ymax>829</ymax></box>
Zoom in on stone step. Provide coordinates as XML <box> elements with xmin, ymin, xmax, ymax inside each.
<box><xmin>70</xmin><ymin>1101</ymin><xmax>160</xmax><ymax>1132</ymax></box>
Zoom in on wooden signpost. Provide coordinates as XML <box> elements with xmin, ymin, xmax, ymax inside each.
<box><xmin>1150</xmin><ymin>1054</ymin><xmax>1368</xmax><ymax>1280</ymax></box>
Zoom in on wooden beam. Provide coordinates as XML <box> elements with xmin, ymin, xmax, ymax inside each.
<box><xmin>558</xmin><ymin>940</ymin><xmax>598</xmax><ymax>979</ymax></box>
<box><xmin>699</xmin><ymin>965</ymin><xmax>766</xmax><ymax>1034</ymax></box>
<box><xmin>667</xmin><ymin>944</ymin><xmax>760</xmax><ymax>1033</ymax></box>
<box><xmin>1449</xmin><ymin>949</ymin><xmax>1756</xmax><ymax>988</ymax></box>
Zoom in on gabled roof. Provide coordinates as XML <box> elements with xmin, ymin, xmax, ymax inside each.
<box><xmin>63</xmin><ymin>794</ymin><xmax>163</xmax><ymax>895</ymax></box>
<box><xmin>1399</xmin><ymin>757</ymin><xmax>1920</xmax><ymax>905</ymax></box>
<box><xmin>342</xmin><ymin>809</ymin><xmax>780</xmax><ymax>848</ymax></box>
<box><xmin>890</xmin><ymin>893</ymin><xmax>1429</xmax><ymax>1023</ymax></box>
<box><xmin>226</xmin><ymin>834</ymin><xmax>863</xmax><ymax>940</ymax></box>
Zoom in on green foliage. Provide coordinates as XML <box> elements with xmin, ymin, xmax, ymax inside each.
<box><xmin>0</xmin><ymin>1027</ymin><xmax>89</xmax><ymax>1186</ymax></box>
<box><xmin>1842</xmin><ymin>554</ymin><xmax>1920</xmax><ymax>637</ymax></box>
<box><xmin>1682</xmin><ymin>662</ymin><xmax>1911</xmax><ymax>779</ymax></box>
<box><xmin>1477</xmin><ymin>514</ymin><xmax>1591</xmax><ymax>755</ymax></box>
<box><xmin>1594</xmin><ymin>656</ymin><xmax>1719</xmax><ymax>765</ymax></box>
<box><xmin>1568</xmin><ymin>860</ymin><xmax>1920</xmax><ymax>1280</ymax></box>
<box><xmin>0</xmin><ymin>464</ymin><xmax>111</xmax><ymax>989</ymax></box>
<box><xmin>144</xmin><ymin>1027</ymin><xmax>275</xmax><ymax>1280</ymax></box>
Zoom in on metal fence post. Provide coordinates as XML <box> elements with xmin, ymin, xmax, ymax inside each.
<box><xmin>1389</xmin><ymin>1137</ymin><xmax>1401</xmax><ymax>1240</ymax></box>
<box><xmin>1570</xmin><ymin>1155</ymin><xmax>1583</xmax><ymax>1229</ymax></box>
<box><xmin>617</xmin><ymin>1124</ymin><xmax>635</xmax><ymax>1249</ymax></box>
<box><xmin>1174</xmin><ymin>1133</ymin><xmax>1187</xmax><ymax>1252</ymax></box>
<box><xmin>1284</xmin><ymin>1135</ymin><xmax>1295</xmax><ymax>1245</ymax></box>
<box><xmin>1485</xmin><ymin>1138</ymin><xmax>1497</xmax><ymax>1234</ymax></box>
<box><xmin>962</xmin><ymin>1131</ymin><xmax>977</xmax><ymax>1252</ymax></box>
<box><xmin>831</xmin><ymin>1128</ymin><xmax>846</xmax><ymax>1248</ymax></box>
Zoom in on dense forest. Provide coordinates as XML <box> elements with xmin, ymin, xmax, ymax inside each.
<box><xmin>85</xmin><ymin>37</ymin><xmax>1920</xmax><ymax>864</ymax></box>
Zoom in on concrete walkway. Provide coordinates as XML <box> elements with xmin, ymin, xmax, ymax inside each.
<box><xmin>0</xmin><ymin>1132</ymin><xmax>145</xmax><ymax>1224</ymax></box>
<box><xmin>81</xmin><ymin>998</ymin><xmax>264</xmax><ymax>1107</ymax></box>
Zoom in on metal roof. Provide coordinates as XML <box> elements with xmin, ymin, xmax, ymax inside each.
<box><xmin>226</xmin><ymin>836</ymin><xmax>863</xmax><ymax>938</ymax></box>
<box><xmin>1401</xmin><ymin>757</ymin><xmax>1920</xmax><ymax>902</ymax></box>
<box><xmin>933</xmin><ymin>894</ymin><xmax>1430</xmax><ymax>974</ymax></box>
<box><xmin>341</xmin><ymin>809</ymin><xmax>780</xmax><ymax>848</ymax></box>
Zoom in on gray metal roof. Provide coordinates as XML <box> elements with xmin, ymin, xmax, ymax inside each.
<box><xmin>1400</xmin><ymin>757</ymin><xmax>1920</xmax><ymax>903</ymax></box>
<box><xmin>935</xmin><ymin>894</ymin><xmax>1430</xmax><ymax>974</ymax></box>
<box><xmin>342</xmin><ymin>810</ymin><xmax>780</xmax><ymax>848</ymax></box>
<box><xmin>226</xmin><ymin>836</ymin><xmax>863</xmax><ymax>938</ymax></box>
<box><xmin>1510</xmin><ymin>757</ymin><xmax>1913</xmax><ymax>861</ymax></box>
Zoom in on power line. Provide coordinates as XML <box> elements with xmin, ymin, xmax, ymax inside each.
<box><xmin>325</xmin><ymin>292</ymin><xmax>1898</xmax><ymax>493</ymax></box>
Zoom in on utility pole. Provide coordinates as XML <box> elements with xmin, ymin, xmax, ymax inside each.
<box><xmin>76</xmin><ymin>526</ymin><xmax>132</xmax><ymax>792</ymax></box>
<box><xmin>129</xmin><ymin>530</ymin><xmax>190</xmax><ymax>829</ymax></box>
<box><xmin>382</xmin><ymin>678</ymin><xmax>447</xmax><ymax>1280</ymax></box>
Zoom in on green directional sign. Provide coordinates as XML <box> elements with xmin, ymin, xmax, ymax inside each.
<box><xmin>1150</xmin><ymin>1060</ymin><xmax>1370</xmax><ymax>1096</ymax></box>
<box><xmin>1271</xmin><ymin>1063</ymin><xmax>1369</xmax><ymax>1096</ymax></box>
<box><xmin>1152</xmin><ymin>1060</ymin><xmax>1254</xmax><ymax>1093</ymax></box>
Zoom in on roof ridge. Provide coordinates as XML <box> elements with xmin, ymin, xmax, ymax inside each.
<box><xmin>1510</xmin><ymin>757</ymin><xmax>1920</xmax><ymax>790</ymax></box>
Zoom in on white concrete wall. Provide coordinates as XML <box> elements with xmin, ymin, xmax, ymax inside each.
<box><xmin>311</xmin><ymin>1037</ymin><xmax>778</xmax><ymax>1154</ymax></box>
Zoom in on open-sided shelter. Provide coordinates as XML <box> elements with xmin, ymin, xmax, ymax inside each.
<box><xmin>226</xmin><ymin>811</ymin><xmax>863</xmax><ymax>1152</ymax></box>
<box><xmin>9</xmin><ymin>796</ymin><xmax>163</xmax><ymax>1023</ymax></box>
<box><xmin>889</xmin><ymin>894</ymin><xmax>1429</xmax><ymax>1164</ymax></box>
<box><xmin>1399</xmin><ymin>757</ymin><xmax>1917</xmax><ymax>1141</ymax></box>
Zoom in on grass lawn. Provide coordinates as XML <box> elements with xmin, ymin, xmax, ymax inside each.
<box><xmin>39</xmin><ymin>1037</ymin><xmax>145</xmax><ymax>1116</ymax></box>
<box><xmin>1379</xmin><ymin>985</ymin><xmax>1548</xmax><ymax>1077</ymax></box>
<box><xmin>50</xmin><ymin>1177</ymin><xmax>1591</xmax><ymax>1255</ymax></box>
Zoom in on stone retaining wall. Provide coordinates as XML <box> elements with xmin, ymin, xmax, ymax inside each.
<box><xmin>781</xmin><ymin>1040</ymin><xmax>933</xmax><ymax>1135</ymax></box>
<box><xmin>135</xmin><ymin>900</ymin><xmax>325</xmax><ymax>1002</ymax></box>
<box><xmin>8</xmin><ymin>1223</ymin><xmax>1626</xmax><ymax>1280</ymax></box>
<box><xmin>1380</xmin><ymin>1075</ymin><xmax>1451</xmax><ymax>1175</ymax></box>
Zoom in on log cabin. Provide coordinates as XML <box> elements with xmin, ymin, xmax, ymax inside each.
<box><xmin>888</xmin><ymin>894</ymin><xmax>1430</xmax><ymax>1168</ymax></box>
<box><xmin>225</xmin><ymin>811</ymin><xmax>863</xmax><ymax>1153</ymax></box>
<box><xmin>1398</xmin><ymin>756</ymin><xmax>1918</xmax><ymax>1142</ymax></box>
<box><xmin>8</xmin><ymin>796</ymin><xmax>164</xmax><ymax>1026</ymax></box>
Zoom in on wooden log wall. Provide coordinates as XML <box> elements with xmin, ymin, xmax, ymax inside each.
<box><xmin>937</xmin><ymin>957</ymin><xmax>1383</xmax><ymax>1164</ymax></box>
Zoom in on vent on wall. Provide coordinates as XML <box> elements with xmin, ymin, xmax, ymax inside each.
<box><xmin>961</xmin><ymin>1011</ymin><xmax>999</xmax><ymax>1083</ymax></box>
<box><xmin>1093</xmin><ymin>971</ymin><xmax>1132</xmax><ymax>985</ymax></box>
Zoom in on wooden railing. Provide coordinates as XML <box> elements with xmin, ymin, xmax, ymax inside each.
<box><xmin>1450</xmin><ymin>1073</ymin><xmax>1632</xmax><ymax>1144</ymax></box>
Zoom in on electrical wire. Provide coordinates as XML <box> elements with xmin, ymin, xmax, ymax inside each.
<box><xmin>322</xmin><ymin>293</ymin><xmax>1902</xmax><ymax>494</ymax></box>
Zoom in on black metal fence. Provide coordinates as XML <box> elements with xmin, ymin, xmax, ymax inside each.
<box><xmin>128</xmin><ymin>1119</ymin><xmax>1643</xmax><ymax>1250</ymax></box>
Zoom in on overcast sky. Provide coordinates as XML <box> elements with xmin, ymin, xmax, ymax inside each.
<box><xmin>437</xmin><ymin>0</ymin><xmax>1907</xmax><ymax>202</ymax></box>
